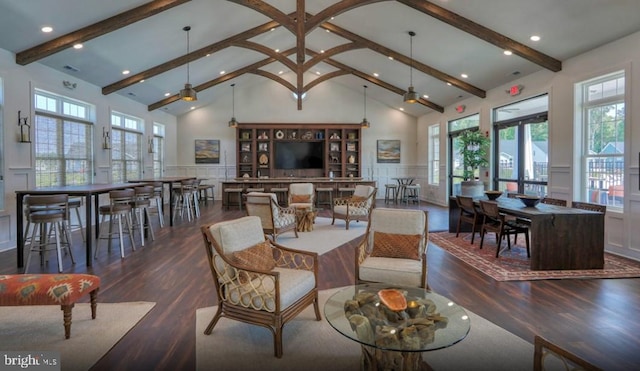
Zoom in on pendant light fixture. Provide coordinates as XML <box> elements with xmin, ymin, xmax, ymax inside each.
<box><xmin>403</xmin><ymin>31</ymin><xmax>419</xmax><ymax>104</ymax></box>
<box><xmin>179</xmin><ymin>26</ymin><xmax>197</xmax><ymax>101</ymax></box>
<box><xmin>361</xmin><ymin>85</ymin><xmax>370</xmax><ymax>128</ymax></box>
<box><xmin>228</xmin><ymin>83</ymin><xmax>238</xmax><ymax>128</ymax></box>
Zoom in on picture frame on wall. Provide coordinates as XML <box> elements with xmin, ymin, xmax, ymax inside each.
<box><xmin>377</xmin><ymin>140</ymin><xmax>400</xmax><ymax>163</ymax></box>
<box><xmin>195</xmin><ymin>139</ymin><xmax>220</xmax><ymax>164</ymax></box>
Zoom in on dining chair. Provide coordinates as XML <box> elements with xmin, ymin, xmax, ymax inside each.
<box><xmin>571</xmin><ymin>201</ymin><xmax>606</xmax><ymax>213</ymax></box>
<box><xmin>541</xmin><ymin>197</ymin><xmax>567</xmax><ymax>207</ymax></box>
<box><xmin>455</xmin><ymin>195</ymin><xmax>483</xmax><ymax>244</ymax></box>
<box><xmin>479</xmin><ymin>200</ymin><xmax>530</xmax><ymax>258</ymax></box>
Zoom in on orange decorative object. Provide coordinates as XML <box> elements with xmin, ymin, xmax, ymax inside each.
<box><xmin>378</xmin><ymin>289</ymin><xmax>407</xmax><ymax>311</ymax></box>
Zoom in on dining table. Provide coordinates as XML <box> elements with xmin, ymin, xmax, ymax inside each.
<box><xmin>128</xmin><ymin>176</ymin><xmax>196</xmax><ymax>226</ymax></box>
<box><xmin>16</xmin><ymin>182</ymin><xmax>148</xmax><ymax>268</ymax></box>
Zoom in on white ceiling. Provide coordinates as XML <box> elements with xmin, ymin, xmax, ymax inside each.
<box><xmin>0</xmin><ymin>0</ymin><xmax>639</xmax><ymax>117</ymax></box>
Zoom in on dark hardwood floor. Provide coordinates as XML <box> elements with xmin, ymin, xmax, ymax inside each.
<box><xmin>2</xmin><ymin>201</ymin><xmax>638</xmax><ymax>370</ymax></box>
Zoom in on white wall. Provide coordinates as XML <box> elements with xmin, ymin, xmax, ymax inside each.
<box><xmin>174</xmin><ymin>79</ymin><xmax>418</xmax><ymax>195</ymax></box>
<box><xmin>0</xmin><ymin>48</ymin><xmax>178</xmax><ymax>251</ymax></box>
<box><xmin>418</xmin><ymin>30</ymin><xmax>640</xmax><ymax>260</ymax></box>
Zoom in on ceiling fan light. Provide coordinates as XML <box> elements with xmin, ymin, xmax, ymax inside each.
<box><xmin>180</xmin><ymin>83</ymin><xmax>197</xmax><ymax>101</ymax></box>
<box><xmin>403</xmin><ymin>86</ymin><xmax>419</xmax><ymax>103</ymax></box>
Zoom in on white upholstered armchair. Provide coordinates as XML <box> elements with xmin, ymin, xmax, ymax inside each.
<box><xmin>201</xmin><ymin>216</ymin><xmax>320</xmax><ymax>358</ymax></box>
<box><xmin>355</xmin><ymin>208</ymin><xmax>429</xmax><ymax>288</ymax></box>
<box><xmin>288</xmin><ymin>183</ymin><xmax>314</xmax><ymax>209</ymax></box>
<box><xmin>245</xmin><ymin>192</ymin><xmax>298</xmax><ymax>242</ymax></box>
<box><xmin>331</xmin><ymin>185</ymin><xmax>377</xmax><ymax>230</ymax></box>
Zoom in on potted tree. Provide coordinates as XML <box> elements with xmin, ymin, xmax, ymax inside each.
<box><xmin>458</xmin><ymin>129</ymin><xmax>490</xmax><ymax>196</ymax></box>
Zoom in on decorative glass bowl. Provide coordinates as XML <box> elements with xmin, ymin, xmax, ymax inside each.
<box><xmin>485</xmin><ymin>191</ymin><xmax>503</xmax><ymax>200</ymax></box>
<box><xmin>517</xmin><ymin>195</ymin><xmax>541</xmax><ymax>207</ymax></box>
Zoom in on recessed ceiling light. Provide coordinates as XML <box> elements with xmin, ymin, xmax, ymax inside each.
<box><xmin>73</xmin><ymin>43</ymin><xmax>83</xmax><ymax>49</ymax></box>
<box><xmin>316</xmin><ymin>71</ymin><xmax>321</xmax><ymax>75</ymax></box>
<box><xmin>373</xmin><ymin>72</ymin><xmax>379</xmax><ymax>77</ymax></box>
<box><xmin>330</xmin><ymin>17</ymin><xmax>335</xmax><ymax>20</ymax></box>
<box><xmin>388</xmin><ymin>56</ymin><xmax>394</xmax><ymax>60</ymax></box>
<box><xmin>503</xmin><ymin>50</ymin><xmax>513</xmax><ymax>56</ymax></box>
<box><xmin>270</xmin><ymin>28</ymin><xmax>275</xmax><ymax>31</ymax></box>
<box><xmin>320</xmin><ymin>49</ymin><xmax>325</xmax><ymax>53</ymax></box>
<box><xmin>190</xmin><ymin>106</ymin><xmax>196</xmax><ymax>110</ymax></box>
<box><xmin>122</xmin><ymin>70</ymin><xmax>130</xmax><ymax>75</ymax></box>
<box><xmin>446</xmin><ymin>82</ymin><xmax>452</xmax><ymax>86</ymax></box>
<box><xmin>326</xmin><ymin>29</ymin><xmax>330</xmax><ymax>33</ymax></box>
<box><xmin>530</xmin><ymin>35</ymin><xmax>541</xmax><ymax>41</ymax></box>
<box><xmin>220</xmin><ymin>71</ymin><xmax>226</xmax><ymax>75</ymax></box>
<box><xmin>399</xmin><ymin>108</ymin><xmax>404</xmax><ymax>111</ymax></box>
<box><xmin>206</xmin><ymin>53</ymin><xmax>210</xmax><ymax>57</ymax></box>
<box><xmin>41</xmin><ymin>26</ymin><xmax>53</xmax><ymax>33</ymax></box>
<box><xmin>139</xmin><ymin>79</ymin><xmax>145</xmax><ymax>83</ymax></box>
<box><xmin>422</xmin><ymin>94</ymin><xmax>429</xmax><ymax>99</ymax></box>
<box><xmin>461</xmin><ymin>73</ymin><xmax>468</xmax><ymax>79</ymax></box>
<box><xmin>274</xmin><ymin>48</ymin><xmax>279</xmax><ymax>53</ymax></box>
<box><xmin>164</xmin><ymin>93</ymin><xmax>171</xmax><ymax>97</ymax></box>
<box><xmin>278</xmin><ymin>71</ymin><xmax>284</xmax><ymax>75</ymax></box>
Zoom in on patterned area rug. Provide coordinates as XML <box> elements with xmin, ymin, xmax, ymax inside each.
<box><xmin>429</xmin><ymin>232</ymin><xmax>640</xmax><ymax>281</ymax></box>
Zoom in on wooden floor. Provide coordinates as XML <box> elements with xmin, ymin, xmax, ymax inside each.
<box><xmin>2</xmin><ymin>200</ymin><xmax>639</xmax><ymax>370</ymax></box>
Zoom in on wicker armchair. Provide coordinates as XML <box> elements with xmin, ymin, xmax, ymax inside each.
<box><xmin>356</xmin><ymin>208</ymin><xmax>429</xmax><ymax>288</ymax></box>
<box><xmin>288</xmin><ymin>183</ymin><xmax>314</xmax><ymax>209</ymax></box>
<box><xmin>331</xmin><ymin>185</ymin><xmax>377</xmax><ymax>230</ymax></box>
<box><xmin>534</xmin><ymin>335</ymin><xmax>601</xmax><ymax>371</ymax></box>
<box><xmin>201</xmin><ymin>216</ymin><xmax>320</xmax><ymax>358</ymax></box>
<box><xmin>245</xmin><ymin>192</ymin><xmax>298</xmax><ymax>242</ymax></box>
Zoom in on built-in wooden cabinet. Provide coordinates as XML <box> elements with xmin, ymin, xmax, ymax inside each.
<box><xmin>235</xmin><ymin>124</ymin><xmax>362</xmax><ymax>178</ymax></box>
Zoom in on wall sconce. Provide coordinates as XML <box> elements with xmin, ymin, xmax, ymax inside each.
<box><xmin>102</xmin><ymin>127</ymin><xmax>111</xmax><ymax>149</ymax></box>
<box><xmin>18</xmin><ymin>110</ymin><xmax>31</xmax><ymax>143</ymax></box>
<box><xmin>148</xmin><ymin>136</ymin><xmax>155</xmax><ymax>153</ymax></box>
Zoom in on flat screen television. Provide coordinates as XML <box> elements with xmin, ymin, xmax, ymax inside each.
<box><xmin>274</xmin><ymin>141</ymin><xmax>324</xmax><ymax>169</ymax></box>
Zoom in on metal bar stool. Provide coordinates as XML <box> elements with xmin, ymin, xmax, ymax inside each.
<box><xmin>404</xmin><ymin>184</ymin><xmax>421</xmax><ymax>206</ymax></box>
<box><xmin>244</xmin><ymin>187</ymin><xmax>265</xmax><ymax>208</ymax></box>
<box><xmin>315</xmin><ymin>187</ymin><xmax>334</xmax><ymax>208</ymax></box>
<box><xmin>173</xmin><ymin>179</ymin><xmax>197</xmax><ymax>222</ymax></box>
<box><xmin>67</xmin><ymin>197</ymin><xmax>85</xmax><ymax>242</ymax></box>
<box><xmin>384</xmin><ymin>184</ymin><xmax>398</xmax><ymax>204</ymax></box>
<box><xmin>24</xmin><ymin>194</ymin><xmax>75</xmax><ymax>273</ymax></box>
<box><xmin>271</xmin><ymin>187</ymin><xmax>289</xmax><ymax>206</ymax></box>
<box><xmin>224</xmin><ymin>188</ymin><xmax>244</xmax><ymax>210</ymax></box>
<box><xmin>198</xmin><ymin>182</ymin><xmax>215</xmax><ymax>204</ymax></box>
<box><xmin>131</xmin><ymin>186</ymin><xmax>156</xmax><ymax>246</ymax></box>
<box><xmin>148</xmin><ymin>181</ymin><xmax>165</xmax><ymax>228</ymax></box>
<box><xmin>96</xmin><ymin>189</ymin><xmax>136</xmax><ymax>259</ymax></box>
<box><xmin>338</xmin><ymin>187</ymin><xmax>355</xmax><ymax>198</ymax></box>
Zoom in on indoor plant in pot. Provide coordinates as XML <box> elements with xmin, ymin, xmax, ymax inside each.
<box><xmin>458</xmin><ymin>129</ymin><xmax>490</xmax><ymax>196</ymax></box>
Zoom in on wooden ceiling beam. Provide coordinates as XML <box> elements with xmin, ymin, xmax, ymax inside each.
<box><xmin>232</xmin><ymin>40</ymin><xmax>298</xmax><ymax>71</ymax></box>
<box><xmin>320</xmin><ymin>22</ymin><xmax>486</xmax><ymax>98</ymax></box>
<box><xmin>306</xmin><ymin>0</ymin><xmax>387</xmax><ymax>32</ymax></box>
<box><xmin>303</xmin><ymin>42</ymin><xmax>364</xmax><ymax>72</ymax></box>
<box><xmin>397</xmin><ymin>0</ymin><xmax>562</xmax><ymax>72</ymax></box>
<box><xmin>103</xmin><ymin>19</ymin><xmax>281</xmax><ymax>95</ymax></box>
<box><xmin>227</xmin><ymin>0</ymin><xmax>296</xmax><ymax>34</ymax></box>
<box><xmin>16</xmin><ymin>0</ymin><xmax>191</xmax><ymax>65</ymax></box>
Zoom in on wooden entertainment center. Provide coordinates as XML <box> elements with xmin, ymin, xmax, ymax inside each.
<box><xmin>236</xmin><ymin>123</ymin><xmax>361</xmax><ymax>178</ymax></box>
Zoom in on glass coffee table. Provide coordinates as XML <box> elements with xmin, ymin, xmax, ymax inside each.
<box><xmin>324</xmin><ymin>283</ymin><xmax>470</xmax><ymax>370</ymax></box>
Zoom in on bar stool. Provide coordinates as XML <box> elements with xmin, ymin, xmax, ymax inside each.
<box><xmin>271</xmin><ymin>187</ymin><xmax>289</xmax><ymax>206</ymax></box>
<box><xmin>404</xmin><ymin>184</ymin><xmax>421</xmax><ymax>206</ymax></box>
<box><xmin>173</xmin><ymin>179</ymin><xmax>197</xmax><ymax>222</ymax></box>
<box><xmin>148</xmin><ymin>181</ymin><xmax>165</xmax><ymax>228</ymax></box>
<box><xmin>24</xmin><ymin>194</ymin><xmax>75</xmax><ymax>273</ymax></box>
<box><xmin>384</xmin><ymin>184</ymin><xmax>398</xmax><ymax>204</ymax></box>
<box><xmin>224</xmin><ymin>188</ymin><xmax>244</xmax><ymax>210</ymax></box>
<box><xmin>67</xmin><ymin>197</ymin><xmax>85</xmax><ymax>242</ymax></box>
<box><xmin>244</xmin><ymin>187</ymin><xmax>264</xmax><ymax>207</ymax></box>
<box><xmin>96</xmin><ymin>189</ymin><xmax>136</xmax><ymax>259</ymax></box>
<box><xmin>315</xmin><ymin>187</ymin><xmax>334</xmax><ymax>207</ymax></box>
<box><xmin>130</xmin><ymin>186</ymin><xmax>156</xmax><ymax>246</ymax></box>
<box><xmin>338</xmin><ymin>187</ymin><xmax>355</xmax><ymax>198</ymax></box>
<box><xmin>198</xmin><ymin>181</ymin><xmax>215</xmax><ymax>204</ymax></box>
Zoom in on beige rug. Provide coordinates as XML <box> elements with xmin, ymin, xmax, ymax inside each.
<box><xmin>275</xmin><ymin>217</ymin><xmax>367</xmax><ymax>255</ymax></box>
<box><xmin>196</xmin><ymin>288</ymin><xmax>533</xmax><ymax>371</ymax></box>
<box><xmin>0</xmin><ymin>301</ymin><xmax>155</xmax><ymax>371</ymax></box>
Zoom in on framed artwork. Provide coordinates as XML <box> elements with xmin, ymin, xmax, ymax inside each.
<box><xmin>347</xmin><ymin>142</ymin><xmax>356</xmax><ymax>152</ymax></box>
<box><xmin>330</xmin><ymin>142</ymin><xmax>340</xmax><ymax>152</ymax></box>
<box><xmin>258</xmin><ymin>143</ymin><xmax>268</xmax><ymax>152</ymax></box>
<box><xmin>195</xmin><ymin>139</ymin><xmax>220</xmax><ymax>164</ymax></box>
<box><xmin>377</xmin><ymin>140</ymin><xmax>400</xmax><ymax>163</ymax></box>
<box><xmin>241</xmin><ymin>143</ymin><xmax>251</xmax><ymax>152</ymax></box>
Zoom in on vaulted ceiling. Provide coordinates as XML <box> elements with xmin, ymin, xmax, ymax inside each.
<box><xmin>1</xmin><ymin>0</ymin><xmax>639</xmax><ymax>117</ymax></box>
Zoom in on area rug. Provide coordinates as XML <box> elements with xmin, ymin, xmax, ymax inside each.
<box><xmin>430</xmin><ymin>232</ymin><xmax>640</xmax><ymax>281</ymax></box>
<box><xmin>195</xmin><ymin>287</ymin><xmax>532</xmax><ymax>371</ymax></box>
<box><xmin>275</xmin><ymin>217</ymin><xmax>367</xmax><ymax>255</ymax></box>
<box><xmin>0</xmin><ymin>301</ymin><xmax>155</xmax><ymax>371</ymax></box>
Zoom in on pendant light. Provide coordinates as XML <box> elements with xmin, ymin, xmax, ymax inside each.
<box><xmin>179</xmin><ymin>26</ymin><xmax>197</xmax><ymax>101</ymax></box>
<box><xmin>403</xmin><ymin>31</ymin><xmax>419</xmax><ymax>104</ymax></box>
<box><xmin>228</xmin><ymin>83</ymin><xmax>238</xmax><ymax>128</ymax></box>
<box><xmin>361</xmin><ymin>85</ymin><xmax>370</xmax><ymax>128</ymax></box>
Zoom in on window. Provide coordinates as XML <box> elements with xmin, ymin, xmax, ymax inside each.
<box><xmin>0</xmin><ymin>78</ymin><xmax>4</xmax><ymax>210</ymax></box>
<box><xmin>111</xmin><ymin>112</ymin><xmax>143</xmax><ymax>182</ymax></box>
<box><xmin>34</xmin><ymin>90</ymin><xmax>94</xmax><ymax>187</ymax></box>
<box><xmin>428</xmin><ymin>124</ymin><xmax>440</xmax><ymax>185</ymax></box>
<box><xmin>577</xmin><ymin>71</ymin><xmax>625</xmax><ymax>208</ymax></box>
<box><xmin>448</xmin><ymin>114</ymin><xmax>480</xmax><ymax>196</ymax></box>
<box><xmin>152</xmin><ymin>123</ymin><xmax>165</xmax><ymax>178</ymax></box>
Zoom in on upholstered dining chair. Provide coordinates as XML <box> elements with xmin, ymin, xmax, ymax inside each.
<box><xmin>200</xmin><ymin>216</ymin><xmax>320</xmax><ymax>358</ymax></box>
<box><xmin>245</xmin><ymin>192</ymin><xmax>298</xmax><ymax>242</ymax></box>
<box><xmin>355</xmin><ymin>208</ymin><xmax>429</xmax><ymax>288</ymax></box>
<box><xmin>455</xmin><ymin>195</ymin><xmax>483</xmax><ymax>244</ymax></box>
<box><xmin>288</xmin><ymin>183</ymin><xmax>315</xmax><ymax>209</ymax></box>
<box><xmin>533</xmin><ymin>335</ymin><xmax>602</xmax><ymax>371</ymax></box>
<box><xmin>331</xmin><ymin>185</ymin><xmax>377</xmax><ymax>230</ymax></box>
<box><xmin>479</xmin><ymin>200</ymin><xmax>530</xmax><ymax>258</ymax></box>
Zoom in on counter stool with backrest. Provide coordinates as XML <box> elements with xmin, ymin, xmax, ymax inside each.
<box><xmin>173</xmin><ymin>179</ymin><xmax>197</xmax><ymax>222</ymax></box>
<box><xmin>148</xmin><ymin>181</ymin><xmax>165</xmax><ymax>228</ymax></box>
<box><xmin>270</xmin><ymin>187</ymin><xmax>289</xmax><ymax>206</ymax></box>
<box><xmin>130</xmin><ymin>186</ymin><xmax>156</xmax><ymax>246</ymax></box>
<box><xmin>338</xmin><ymin>187</ymin><xmax>355</xmax><ymax>198</ymax></box>
<box><xmin>24</xmin><ymin>194</ymin><xmax>75</xmax><ymax>273</ymax></box>
<box><xmin>198</xmin><ymin>181</ymin><xmax>215</xmax><ymax>205</ymax></box>
<box><xmin>96</xmin><ymin>189</ymin><xmax>136</xmax><ymax>259</ymax></box>
<box><xmin>404</xmin><ymin>184</ymin><xmax>421</xmax><ymax>206</ymax></box>
<box><xmin>67</xmin><ymin>197</ymin><xmax>85</xmax><ymax>242</ymax></box>
<box><xmin>384</xmin><ymin>183</ymin><xmax>398</xmax><ymax>204</ymax></box>
<box><xmin>224</xmin><ymin>187</ymin><xmax>244</xmax><ymax>210</ymax></box>
<box><xmin>315</xmin><ymin>186</ymin><xmax>334</xmax><ymax>208</ymax></box>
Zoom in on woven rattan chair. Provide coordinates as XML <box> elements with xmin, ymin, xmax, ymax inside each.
<box><xmin>331</xmin><ymin>185</ymin><xmax>377</xmax><ymax>230</ymax></box>
<box><xmin>455</xmin><ymin>195</ymin><xmax>484</xmax><ymax>244</ymax></box>
<box><xmin>479</xmin><ymin>200</ymin><xmax>530</xmax><ymax>258</ymax></box>
<box><xmin>356</xmin><ymin>208</ymin><xmax>429</xmax><ymax>288</ymax></box>
<box><xmin>533</xmin><ymin>335</ymin><xmax>602</xmax><ymax>371</ymax></box>
<box><xmin>201</xmin><ymin>216</ymin><xmax>320</xmax><ymax>358</ymax></box>
<box><xmin>245</xmin><ymin>192</ymin><xmax>298</xmax><ymax>242</ymax></box>
<box><xmin>287</xmin><ymin>183</ymin><xmax>315</xmax><ymax>210</ymax></box>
